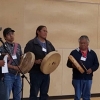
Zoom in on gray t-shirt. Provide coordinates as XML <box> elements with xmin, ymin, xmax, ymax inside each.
<box><xmin>37</xmin><ymin>38</ymin><xmax>47</xmax><ymax>54</ymax></box>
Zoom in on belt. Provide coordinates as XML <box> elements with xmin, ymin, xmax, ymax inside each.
<box><xmin>9</xmin><ymin>69</ymin><xmax>19</xmax><ymax>75</ymax></box>
<box><xmin>9</xmin><ymin>72</ymin><xmax>19</xmax><ymax>76</ymax></box>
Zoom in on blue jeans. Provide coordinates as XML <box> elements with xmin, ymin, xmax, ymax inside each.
<box><xmin>0</xmin><ymin>79</ymin><xmax>8</xmax><ymax>100</ymax></box>
<box><xmin>29</xmin><ymin>71</ymin><xmax>50</xmax><ymax>100</ymax></box>
<box><xmin>4</xmin><ymin>73</ymin><xmax>22</xmax><ymax>100</ymax></box>
<box><xmin>72</xmin><ymin>79</ymin><xmax>92</xmax><ymax>100</ymax></box>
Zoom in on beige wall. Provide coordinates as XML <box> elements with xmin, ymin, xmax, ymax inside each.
<box><xmin>0</xmin><ymin>0</ymin><xmax>100</xmax><ymax>98</ymax></box>
<box><xmin>66</xmin><ymin>0</ymin><xmax>100</xmax><ymax>3</ymax></box>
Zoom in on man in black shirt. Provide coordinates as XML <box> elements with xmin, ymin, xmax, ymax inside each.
<box><xmin>67</xmin><ymin>35</ymin><xmax>99</xmax><ymax>100</ymax></box>
<box><xmin>24</xmin><ymin>25</ymin><xmax>55</xmax><ymax>100</ymax></box>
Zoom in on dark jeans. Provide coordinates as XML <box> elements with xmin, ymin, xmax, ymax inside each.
<box><xmin>29</xmin><ymin>70</ymin><xmax>50</xmax><ymax>100</ymax></box>
<box><xmin>0</xmin><ymin>79</ymin><xmax>8</xmax><ymax>100</ymax></box>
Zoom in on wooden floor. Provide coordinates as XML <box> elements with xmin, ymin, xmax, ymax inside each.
<box><xmin>52</xmin><ymin>97</ymin><xmax>100</xmax><ymax>100</ymax></box>
<box><xmin>48</xmin><ymin>97</ymin><xmax>100</xmax><ymax>100</ymax></box>
<box><xmin>69</xmin><ymin>97</ymin><xmax>100</xmax><ymax>100</ymax></box>
<box><xmin>10</xmin><ymin>97</ymin><xmax>100</xmax><ymax>100</ymax></box>
<box><xmin>90</xmin><ymin>98</ymin><xmax>100</xmax><ymax>100</ymax></box>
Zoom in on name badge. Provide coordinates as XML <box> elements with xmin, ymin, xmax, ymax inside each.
<box><xmin>80</xmin><ymin>56</ymin><xmax>86</xmax><ymax>61</ymax></box>
<box><xmin>12</xmin><ymin>55</ymin><xmax>17</xmax><ymax>59</ymax></box>
<box><xmin>42</xmin><ymin>47</ymin><xmax>47</xmax><ymax>52</ymax></box>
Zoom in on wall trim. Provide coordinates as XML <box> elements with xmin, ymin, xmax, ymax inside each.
<box><xmin>65</xmin><ymin>0</ymin><xmax>100</xmax><ymax>5</ymax></box>
<box><xmin>10</xmin><ymin>93</ymin><xmax>100</xmax><ymax>100</ymax></box>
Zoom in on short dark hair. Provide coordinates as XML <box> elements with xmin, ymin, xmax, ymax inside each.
<box><xmin>36</xmin><ymin>25</ymin><xmax>46</xmax><ymax>37</ymax></box>
<box><xmin>3</xmin><ymin>27</ymin><xmax>15</xmax><ymax>37</ymax></box>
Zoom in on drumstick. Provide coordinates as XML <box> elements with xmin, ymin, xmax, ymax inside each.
<box><xmin>80</xmin><ymin>61</ymin><xmax>87</xmax><ymax>71</ymax></box>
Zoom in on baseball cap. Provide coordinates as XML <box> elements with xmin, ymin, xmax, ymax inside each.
<box><xmin>3</xmin><ymin>27</ymin><xmax>15</xmax><ymax>37</ymax></box>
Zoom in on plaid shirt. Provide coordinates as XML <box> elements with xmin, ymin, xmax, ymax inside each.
<box><xmin>0</xmin><ymin>42</ymin><xmax>22</xmax><ymax>74</ymax></box>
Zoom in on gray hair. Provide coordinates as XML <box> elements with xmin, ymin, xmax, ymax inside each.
<box><xmin>78</xmin><ymin>35</ymin><xmax>89</xmax><ymax>43</ymax></box>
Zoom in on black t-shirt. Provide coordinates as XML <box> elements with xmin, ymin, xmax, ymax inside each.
<box><xmin>0</xmin><ymin>55</ymin><xmax>4</xmax><ymax>79</ymax></box>
<box><xmin>24</xmin><ymin>38</ymin><xmax>55</xmax><ymax>71</ymax></box>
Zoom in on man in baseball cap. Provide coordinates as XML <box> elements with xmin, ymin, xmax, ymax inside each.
<box><xmin>1</xmin><ymin>27</ymin><xmax>22</xmax><ymax>100</ymax></box>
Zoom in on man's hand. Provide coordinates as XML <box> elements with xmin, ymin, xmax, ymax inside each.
<box><xmin>7</xmin><ymin>53</ymin><xmax>11</xmax><ymax>60</ymax></box>
<box><xmin>2</xmin><ymin>53</ymin><xmax>11</xmax><ymax>60</ymax></box>
<box><xmin>8</xmin><ymin>64</ymin><xmax>20</xmax><ymax>72</ymax></box>
<box><xmin>87</xmin><ymin>68</ymin><xmax>92</xmax><ymax>74</ymax></box>
<box><xmin>35</xmin><ymin>59</ymin><xmax>42</xmax><ymax>64</ymax></box>
<box><xmin>0</xmin><ymin>60</ymin><xmax>5</xmax><ymax>67</ymax></box>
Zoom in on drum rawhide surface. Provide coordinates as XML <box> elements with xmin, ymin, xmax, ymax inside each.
<box><xmin>20</xmin><ymin>52</ymin><xmax>35</xmax><ymax>74</ymax></box>
<box><xmin>40</xmin><ymin>51</ymin><xmax>61</xmax><ymax>74</ymax></box>
<box><xmin>68</xmin><ymin>55</ymin><xmax>84</xmax><ymax>73</ymax></box>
